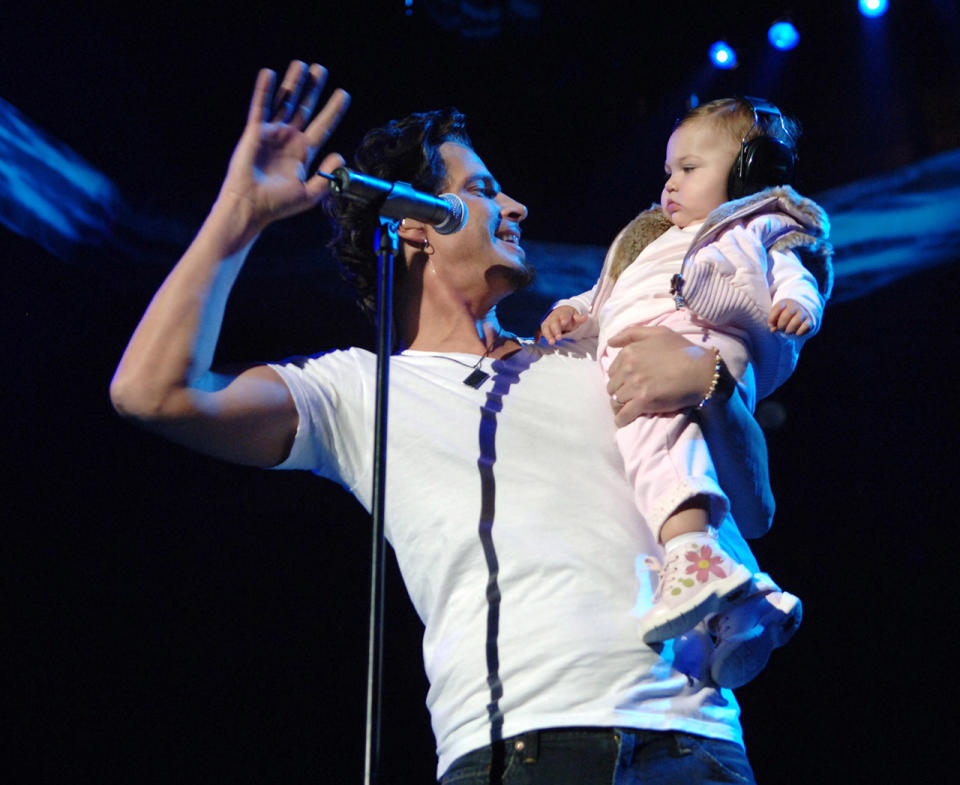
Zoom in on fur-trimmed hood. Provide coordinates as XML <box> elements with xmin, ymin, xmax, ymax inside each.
<box><xmin>609</xmin><ymin>185</ymin><xmax>833</xmax><ymax>300</ymax></box>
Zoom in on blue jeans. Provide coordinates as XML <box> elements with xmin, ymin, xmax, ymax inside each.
<box><xmin>438</xmin><ymin>727</ymin><xmax>755</xmax><ymax>785</ymax></box>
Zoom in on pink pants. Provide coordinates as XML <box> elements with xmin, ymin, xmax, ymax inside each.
<box><xmin>600</xmin><ymin>309</ymin><xmax>753</xmax><ymax>541</ymax></box>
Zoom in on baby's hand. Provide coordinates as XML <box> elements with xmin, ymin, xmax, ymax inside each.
<box><xmin>769</xmin><ymin>299</ymin><xmax>814</xmax><ymax>335</ymax></box>
<box><xmin>539</xmin><ymin>305</ymin><xmax>587</xmax><ymax>345</ymax></box>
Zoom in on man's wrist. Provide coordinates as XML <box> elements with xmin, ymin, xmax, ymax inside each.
<box><xmin>713</xmin><ymin>359</ymin><xmax>736</xmax><ymax>404</ymax></box>
<box><xmin>696</xmin><ymin>349</ymin><xmax>735</xmax><ymax>409</ymax></box>
<box><xmin>205</xmin><ymin>193</ymin><xmax>264</xmax><ymax>254</ymax></box>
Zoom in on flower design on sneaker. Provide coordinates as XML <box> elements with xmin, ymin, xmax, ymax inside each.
<box><xmin>686</xmin><ymin>545</ymin><xmax>728</xmax><ymax>583</ymax></box>
<box><xmin>637</xmin><ymin>534</ymin><xmax>753</xmax><ymax>644</ymax></box>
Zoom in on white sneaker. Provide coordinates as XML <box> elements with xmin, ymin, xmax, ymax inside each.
<box><xmin>709</xmin><ymin>590</ymin><xmax>802</xmax><ymax>689</ymax></box>
<box><xmin>638</xmin><ymin>532</ymin><xmax>753</xmax><ymax>644</ymax></box>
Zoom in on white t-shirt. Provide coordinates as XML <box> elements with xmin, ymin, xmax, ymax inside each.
<box><xmin>270</xmin><ymin>338</ymin><xmax>744</xmax><ymax>776</ymax></box>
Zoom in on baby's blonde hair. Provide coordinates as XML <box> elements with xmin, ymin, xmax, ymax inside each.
<box><xmin>678</xmin><ymin>97</ymin><xmax>800</xmax><ymax>156</ymax></box>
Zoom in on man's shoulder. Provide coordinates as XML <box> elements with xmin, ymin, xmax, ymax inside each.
<box><xmin>275</xmin><ymin>345</ymin><xmax>374</xmax><ymax>372</ymax></box>
<box><xmin>511</xmin><ymin>337</ymin><xmax>599</xmax><ymax>364</ymax></box>
<box><xmin>267</xmin><ymin>346</ymin><xmax>376</xmax><ymax>403</ymax></box>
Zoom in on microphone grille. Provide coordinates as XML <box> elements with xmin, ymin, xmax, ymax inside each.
<box><xmin>435</xmin><ymin>193</ymin><xmax>468</xmax><ymax>234</ymax></box>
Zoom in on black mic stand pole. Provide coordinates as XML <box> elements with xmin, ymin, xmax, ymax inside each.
<box><xmin>363</xmin><ymin>219</ymin><xmax>399</xmax><ymax>785</ymax></box>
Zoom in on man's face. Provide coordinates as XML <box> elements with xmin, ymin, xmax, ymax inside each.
<box><xmin>425</xmin><ymin>142</ymin><xmax>532</xmax><ymax>303</ymax></box>
<box><xmin>660</xmin><ymin>118</ymin><xmax>740</xmax><ymax>228</ymax></box>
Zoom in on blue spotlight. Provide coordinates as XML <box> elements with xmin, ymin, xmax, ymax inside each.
<box><xmin>709</xmin><ymin>41</ymin><xmax>738</xmax><ymax>69</ymax></box>
<box><xmin>859</xmin><ymin>0</ymin><xmax>889</xmax><ymax>17</ymax></box>
<box><xmin>768</xmin><ymin>21</ymin><xmax>800</xmax><ymax>50</ymax></box>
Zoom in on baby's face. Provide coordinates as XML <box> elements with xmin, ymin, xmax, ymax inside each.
<box><xmin>661</xmin><ymin>118</ymin><xmax>740</xmax><ymax>228</ymax></box>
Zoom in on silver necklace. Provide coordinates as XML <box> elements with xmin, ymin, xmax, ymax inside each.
<box><xmin>456</xmin><ymin>344</ymin><xmax>495</xmax><ymax>388</ymax></box>
<box><xmin>410</xmin><ymin>343</ymin><xmax>496</xmax><ymax>388</ymax></box>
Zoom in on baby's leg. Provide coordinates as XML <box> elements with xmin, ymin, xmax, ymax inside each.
<box><xmin>611</xmin><ymin>408</ymin><xmax>727</xmax><ymax>542</ymax></box>
<box><xmin>603</xmin><ymin>311</ymin><xmax>738</xmax><ymax>544</ymax></box>
<box><xmin>605</xmin><ymin>354</ymin><xmax>752</xmax><ymax>643</ymax></box>
<box><xmin>605</xmin><ymin>314</ymin><xmax>755</xmax><ymax>643</ymax></box>
<box><xmin>661</xmin><ymin>497</ymin><xmax>710</xmax><ymax>540</ymax></box>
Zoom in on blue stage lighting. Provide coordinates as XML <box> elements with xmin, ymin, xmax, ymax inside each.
<box><xmin>768</xmin><ymin>21</ymin><xmax>800</xmax><ymax>50</ymax></box>
<box><xmin>859</xmin><ymin>0</ymin><xmax>889</xmax><ymax>17</ymax></box>
<box><xmin>709</xmin><ymin>41</ymin><xmax>737</xmax><ymax>69</ymax></box>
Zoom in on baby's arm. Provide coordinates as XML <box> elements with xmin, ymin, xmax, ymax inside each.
<box><xmin>540</xmin><ymin>305</ymin><xmax>588</xmax><ymax>345</ymax></box>
<box><xmin>768</xmin><ymin>298</ymin><xmax>814</xmax><ymax>335</ymax></box>
<box><xmin>538</xmin><ymin>278</ymin><xmax>599</xmax><ymax>344</ymax></box>
<box><xmin>767</xmin><ymin>248</ymin><xmax>826</xmax><ymax>337</ymax></box>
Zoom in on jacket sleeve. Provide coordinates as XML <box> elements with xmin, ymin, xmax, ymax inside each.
<box><xmin>681</xmin><ymin>215</ymin><xmax>818</xmax><ymax>399</ymax></box>
<box><xmin>767</xmin><ymin>247</ymin><xmax>826</xmax><ymax>336</ymax></box>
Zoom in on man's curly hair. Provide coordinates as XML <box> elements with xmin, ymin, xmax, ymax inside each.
<box><xmin>327</xmin><ymin>109</ymin><xmax>472</xmax><ymax>322</ymax></box>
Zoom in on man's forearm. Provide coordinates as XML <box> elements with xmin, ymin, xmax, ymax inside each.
<box><xmin>109</xmin><ymin>196</ymin><xmax>259</xmax><ymax>421</ymax></box>
<box><xmin>697</xmin><ymin>369</ymin><xmax>774</xmax><ymax>539</ymax></box>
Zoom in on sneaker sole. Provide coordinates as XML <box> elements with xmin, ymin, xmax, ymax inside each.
<box><xmin>709</xmin><ymin>592</ymin><xmax>802</xmax><ymax>689</ymax></box>
<box><xmin>640</xmin><ymin>564</ymin><xmax>754</xmax><ymax>644</ymax></box>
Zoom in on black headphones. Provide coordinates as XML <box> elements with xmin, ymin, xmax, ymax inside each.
<box><xmin>727</xmin><ymin>97</ymin><xmax>797</xmax><ymax>200</ymax></box>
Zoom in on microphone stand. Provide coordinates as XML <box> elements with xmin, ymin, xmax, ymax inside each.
<box><xmin>363</xmin><ymin>219</ymin><xmax>398</xmax><ymax>785</ymax></box>
<box><xmin>319</xmin><ymin>167</ymin><xmax>395</xmax><ymax>785</ymax></box>
<box><xmin>322</xmin><ymin>167</ymin><xmax>453</xmax><ymax>783</ymax></box>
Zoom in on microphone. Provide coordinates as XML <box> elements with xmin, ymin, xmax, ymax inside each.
<box><xmin>324</xmin><ymin>167</ymin><xmax>468</xmax><ymax>234</ymax></box>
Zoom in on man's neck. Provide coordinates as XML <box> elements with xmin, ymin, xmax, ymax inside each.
<box><xmin>402</xmin><ymin>311</ymin><xmax>519</xmax><ymax>356</ymax></box>
<box><xmin>397</xmin><ymin>268</ymin><xmax>519</xmax><ymax>356</ymax></box>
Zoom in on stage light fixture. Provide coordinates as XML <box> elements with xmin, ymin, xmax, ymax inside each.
<box><xmin>768</xmin><ymin>21</ymin><xmax>800</xmax><ymax>50</ymax></box>
<box><xmin>709</xmin><ymin>41</ymin><xmax>738</xmax><ymax>69</ymax></box>
<box><xmin>859</xmin><ymin>0</ymin><xmax>889</xmax><ymax>17</ymax></box>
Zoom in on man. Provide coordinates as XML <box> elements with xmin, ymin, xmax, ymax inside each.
<box><xmin>112</xmin><ymin>61</ymin><xmax>773</xmax><ymax>783</ymax></box>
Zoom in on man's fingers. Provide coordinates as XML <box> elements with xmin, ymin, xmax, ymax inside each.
<box><xmin>305</xmin><ymin>88</ymin><xmax>351</xmax><ymax>150</ymax></box>
<box><xmin>248</xmin><ymin>62</ymin><xmax>341</xmax><ymax>134</ymax></box>
<box><xmin>247</xmin><ymin>69</ymin><xmax>277</xmax><ymax>127</ymax></box>
<box><xmin>271</xmin><ymin>60</ymin><xmax>308</xmax><ymax>122</ymax></box>
<box><xmin>612</xmin><ymin>398</ymin><xmax>641</xmax><ymax>427</ymax></box>
<box><xmin>306</xmin><ymin>152</ymin><xmax>347</xmax><ymax>200</ymax></box>
<box><xmin>606</xmin><ymin>324</ymin><xmax>659</xmax><ymax>348</ymax></box>
<box><xmin>290</xmin><ymin>64</ymin><xmax>328</xmax><ymax>128</ymax></box>
<box><xmin>285</xmin><ymin>63</ymin><xmax>309</xmax><ymax>122</ymax></box>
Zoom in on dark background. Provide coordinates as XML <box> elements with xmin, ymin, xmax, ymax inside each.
<box><xmin>4</xmin><ymin>2</ymin><xmax>957</xmax><ymax>782</ymax></box>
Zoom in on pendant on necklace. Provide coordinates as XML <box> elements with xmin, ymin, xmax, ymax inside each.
<box><xmin>462</xmin><ymin>368</ymin><xmax>490</xmax><ymax>388</ymax></box>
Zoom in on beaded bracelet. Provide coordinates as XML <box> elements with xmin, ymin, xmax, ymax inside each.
<box><xmin>697</xmin><ymin>347</ymin><xmax>723</xmax><ymax>409</ymax></box>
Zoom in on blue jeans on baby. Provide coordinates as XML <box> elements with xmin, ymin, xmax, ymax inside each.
<box><xmin>438</xmin><ymin>727</ymin><xmax>755</xmax><ymax>785</ymax></box>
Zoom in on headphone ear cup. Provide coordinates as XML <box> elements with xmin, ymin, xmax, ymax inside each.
<box><xmin>728</xmin><ymin>136</ymin><xmax>796</xmax><ymax>200</ymax></box>
<box><xmin>728</xmin><ymin>147</ymin><xmax>748</xmax><ymax>201</ymax></box>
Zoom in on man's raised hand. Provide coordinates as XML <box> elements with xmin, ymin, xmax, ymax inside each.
<box><xmin>218</xmin><ymin>61</ymin><xmax>350</xmax><ymax>233</ymax></box>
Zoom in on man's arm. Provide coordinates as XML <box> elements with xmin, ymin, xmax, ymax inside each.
<box><xmin>109</xmin><ymin>62</ymin><xmax>349</xmax><ymax>467</ymax></box>
<box><xmin>695</xmin><ymin>373</ymin><xmax>774</xmax><ymax>538</ymax></box>
<box><xmin>604</xmin><ymin>325</ymin><xmax>774</xmax><ymax>538</ymax></box>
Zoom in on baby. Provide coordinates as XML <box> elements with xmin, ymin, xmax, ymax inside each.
<box><xmin>541</xmin><ymin>97</ymin><xmax>832</xmax><ymax>686</ymax></box>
